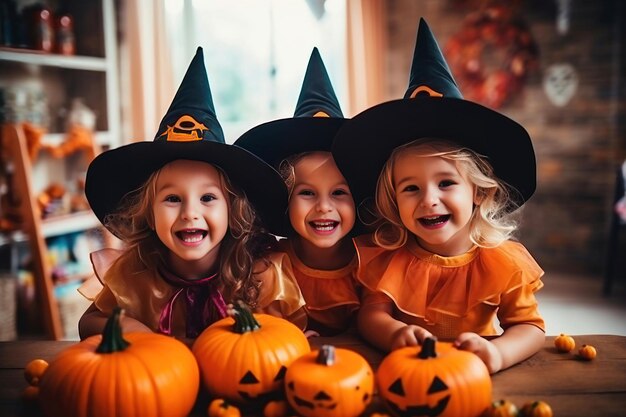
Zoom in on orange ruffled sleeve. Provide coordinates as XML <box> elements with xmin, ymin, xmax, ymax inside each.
<box><xmin>355</xmin><ymin>236</ymin><xmax>545</xmax><ymax>335</ymax></box>
<box><xmin>255</xmin><ymin>251</ymin><xmax>307</xmax><ymax>321</ymax></box>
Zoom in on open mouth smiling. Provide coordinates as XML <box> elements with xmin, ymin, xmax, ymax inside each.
<box><xmin>175</xmin><ymin>229</ymin><xmax>208</xmax><ymax>243</ymax></box>
<box><xmin>309</xmin><ymin>220</ymin><xmax>339</xmax><ymax>232</ymax></box>
<box><xmin>418</xmin><ymin>215</ymin><xmax>450</xmax><ymax>227</ymax></box>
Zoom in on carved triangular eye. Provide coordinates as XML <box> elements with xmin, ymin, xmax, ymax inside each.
<box><xmin>427</xmin><ymin>376</ymin><xmax>448</xmax><ymax>394</ymax></box>
<box><xmin>274</xmin><ymin>366</ymin><xmax>287</xmax><ymax>381</ymax></box>
<box><xmin>314</xmin><ymin>391</ymin><xmax>333</xmax><ymax>401</ymax></box>
<box><xmin>239</xmin><ymin>370</ymin><xmax>259</xmax><ymax>384</ymax></box>
<box><xmin>388</xmin><ymin>378</ymin><xmax>405</xmax><ymax>396</ymax></box>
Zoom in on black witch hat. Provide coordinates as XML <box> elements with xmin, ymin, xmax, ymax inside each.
<box><xmin>86</xmin><ymin>47</ymin><xmax>288</xmax><ymax>234</ymax></box>
<box><xmin>235</xmin><ymin>47</ymin><xmax>366</xmax><ymax>236</ymax></box>
<box><xmin>332</xmin><ymin>18</ymin><xmax>536</xmax><ymax>210</ymax></box>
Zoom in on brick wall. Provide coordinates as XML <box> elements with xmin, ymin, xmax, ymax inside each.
<box><xmin>383</xmin><ymin>0</ymin><xmax>626</xmax><ymax>274</ymax></box>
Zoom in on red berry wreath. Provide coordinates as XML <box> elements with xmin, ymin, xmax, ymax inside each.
<box><xmin>444</xmin><ymin>6</ymin><xmax>539</xmax><ymax>108</ymax></box>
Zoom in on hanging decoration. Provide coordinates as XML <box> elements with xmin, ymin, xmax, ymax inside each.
<box><xmin>542</xmin><ymin>63</ymin><xmax>578</xmax><ymax>107</ymax></box>
<box><xmin>444</xmin><ymin>5</ymin><xmax>539</xmax><ymax>108</ymax></box>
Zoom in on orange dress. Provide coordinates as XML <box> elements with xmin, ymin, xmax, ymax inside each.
<box><xmin>355</xmin><ymin>235</ymin><xmax>545</xmax><ymax>340</ymax></box>
<box><xmin>255</xmin><ymin>239</ymin><xmax>361</xmax><ymax>335</ymax></box>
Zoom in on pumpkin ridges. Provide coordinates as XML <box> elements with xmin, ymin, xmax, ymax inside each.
<box><xmin>39</xmin><ymin>319</ymin><xmax>199</xmax><ymax>417</ymax></box>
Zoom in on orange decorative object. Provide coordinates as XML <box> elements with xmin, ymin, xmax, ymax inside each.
<box><xmin>47</xmin><ymin>125</ymin><xmax>95</xmax><ymax>159</ymax></box>
<box><xmin>22</xmin><ymin>122</ymin><xmax>46</xmax><ymax>160</ymax></box>
<box><xmin>21</xmin><ymin>385</ymin><xmax>40</xmax><ymax>402</ymax></box>
<box><xmin>263</xmin><ymin>400</ymin><xmax>290</xmax><ymax>417</ymax></box>
<box><xmin>482</xmin><ymin>399</ymin><xmax>519</xmax><ymax>417</ymax></box>
<box><xmin>192</xmin><ymin>301</ymin><xmax>310</xmax><ymax>405</ymax></box>
<box><xmin>554</xmin><ymin>333</ymin><xmax>576</xmax><ymax>352</ymax></box>
<box><xmin>377</xmin><ymin>338</ymin><xmax>492</xmax><ymax>417</ymax></box>
<box><xmin>208</xmin><ymin>399</ymin><xmax>241</xmax><ymax>417</ymax></box>
<box><xmin>38</xmin><ymin>308</ymin><xmax>199</xmax><ymax>417</ymax></box>
<box><xmin>24</xmin><ymin>358</ymin><xmax>48</xmax><ymax>386</ymax></box>
<box><xmin>285</xmin><ymin>345</ymin><xmax>374</xmax><ymax>417</ymax></box>
<box><xmin>444</xmin><ymin>5</ymin><xmax>538</xmax><ymax>109</ymax></box>
<box><xmin>521</xmin><ymin>400</ymin><xmax>553</xmax><ymax>417</ymax></box>
<box><xmin>578</xmin><ymin>344</ymin><xmax>597</xmax><ymax>360</ymax></box>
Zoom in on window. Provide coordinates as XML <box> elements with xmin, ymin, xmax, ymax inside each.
<box><xmin>163</xmin><ymin>0</ymin><xmax>348</xmax><ymax>142</ymax></box>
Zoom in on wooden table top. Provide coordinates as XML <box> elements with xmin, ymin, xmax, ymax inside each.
<box><xmin>1</xmin><ymin>334</ymin><xmax>625</xmax><ymax>416</ymax></box>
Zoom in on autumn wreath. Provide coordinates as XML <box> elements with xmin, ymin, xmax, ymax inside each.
<box><xmin>444</xmin><ymin>6</ymin><xmax>539</xmax><ymax>108</ymax></box>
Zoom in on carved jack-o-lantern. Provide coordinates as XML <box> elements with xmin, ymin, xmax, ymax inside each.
<box><xmin>160</xmin><ymin>115</ymin><xmax>208</xmax><ymax>142</ymax></box>
<box><xmin>376</xmin><ymin>338</ymin><xmax>492</xmax><ymax>417</ymax></box>
<box><xmin>285</xmin><ymin>345</ymin><xmax>374</xmax><ymax>417</ymax></box>
<box><xmin>192</xmin><ymin>301</ymin><xmax>310</xmax><ymax>404</ymax></box>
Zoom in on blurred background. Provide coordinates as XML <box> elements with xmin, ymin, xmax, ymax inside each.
<box><xmin>0</xmin><ymin>0</ymin><xmax>625</xmax><ymax>340</ymax></box>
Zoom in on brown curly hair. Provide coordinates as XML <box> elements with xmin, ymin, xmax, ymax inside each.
<box><xmin>104</xmin><ymin>162</ymin><xmax>276</xmax><ymax>308</ymax></box>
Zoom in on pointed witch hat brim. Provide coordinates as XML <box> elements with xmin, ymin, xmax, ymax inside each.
<box><xmin>86</xmin><ymin>47</ymin><xmax>288</xmax><ymax>235</ymax></box>
<box><xmin>235</xmin><ymin>47</ymin><xmax>368</xmax><ymax>236</ymax></box>
<box><xmin>332</xmin><ymin>18</ymin><xmax>536</xmax><ymax>210</ymax></box>
<box><xmin>235</xmin><ymin>47</ymin><xmax>347</xmax><ymax>168</ymax></box>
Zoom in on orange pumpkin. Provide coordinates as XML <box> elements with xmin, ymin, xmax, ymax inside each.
<box><xmin>377</xmin><ymin>338</ymin><xmax>492</xmax><ymax>417</ymax></box>
<box><xmin>482</xmin><ymin>399</ymin><xmax>519</xmax><ymax>417</ymax></box>
<box><xmin>521</xmin><ymin>400</ymin><xmax>553</xmax><ymax>417</ymax></box>
<box><xmin>208</xmin><ymin>399</ymin><xmax>241</xmax><ymax>417</ymax></box>
<box><xmin>38</xmin><ymin>307</ymin><xmax>199</xmax><ymax>417</ymax></box>
<box><xmin>192</xmin><ymin>301</ymin><xmax>310</xmax><ymax>405</ymax></box>
<box><xmin>24</xmin><ymin>358</ymin><xmax>48</xmax><ymax>385</ymax></box>
<box><xmin>578</xmin><ymin>344</ymin><xmax>597</xmax><ymax>360</ymax></box>
<box><xmin>263</xmin><ymin>399</ymin><xmax>290</xmax><ymax>417</ymax></box>
<box><xmin>554</xmin><ymin>333</ymin><xmax>575</xmax><ymax>352</ymax></box>
<box><xmin>285</xmin><ymin>345</ymin><xmax>374</xmax><ymax>417</ymax></box>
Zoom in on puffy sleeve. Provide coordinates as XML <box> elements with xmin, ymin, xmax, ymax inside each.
<box><xmin>77</xmin><ymin>248</ymin><xmax>124</xmax><ymax>301</ymax></box>
<box><xmin>255</xmin><ymin>251</ymin><xmax>306</xmax><ymax>319</ymax></box>
<box><xmin>495</xmin><ymin>242</ymin><xmax>545</xmax><ymax>331</ymax></box>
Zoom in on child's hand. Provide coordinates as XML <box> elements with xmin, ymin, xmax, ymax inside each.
<box><xmin>391</xmin><ymin>325</ymin><xmax>433</xmax><ymax>350</ymax></box>
<box><xmin>454</xmin><ymin>332</ymin><xmax>503</xmax><ymax>373</ymax></box>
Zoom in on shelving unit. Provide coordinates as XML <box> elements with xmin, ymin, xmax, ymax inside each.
<box><xmin>0</xmin><ymin>0</ymin><xmax>120</xmax><ymax>340</ymax></box>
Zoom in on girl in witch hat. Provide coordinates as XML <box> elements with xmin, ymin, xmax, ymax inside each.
<box><xmin>77</xmin><ymin>47</ymin><xmax>288</xmax><ymax>343</ymax></box>
<box><xmin>332</xmin><ymin>19</ymin><xmax>545</xmax><ymax>373</ymax></box>
<box><xmin>235</xmin><ymin>48</ymin><xmax>364</xmax><ymax>336</ymax></box>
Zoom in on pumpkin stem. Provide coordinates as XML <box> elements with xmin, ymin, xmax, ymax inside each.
<box><xmin>418</xmin><ymin>337</ymin><xmax>437</xmax><ymax>359</ymax></box>
<box><xmin>228</xmin><ymin>300</ymin><xmax>261</xmax><ymax>333</ymax></box>
<box><xmin>96</xmin><ymin>307</ymin><xmax>130</xmax><ymax>353</ymax></box>
<box><xmin>316</xmin><ymin>345</ymin><xmax>336</xmax><ymax>366</ymax></box>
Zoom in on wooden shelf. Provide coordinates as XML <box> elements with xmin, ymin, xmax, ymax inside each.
<box><xmin>0</xmin><ymin>211</ymin><xmax>101</xmax><ymax>245</ymax></box>
<box><xmin>0</xmin><ymin>47</ymin><xmax>108</xmax><ymax>71</ymax></box>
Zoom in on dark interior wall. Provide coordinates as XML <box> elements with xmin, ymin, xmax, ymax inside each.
<box><xmin>383</xmin><ymin>0</ymin><xmax>626</xmax><ymax>274</ymax></box>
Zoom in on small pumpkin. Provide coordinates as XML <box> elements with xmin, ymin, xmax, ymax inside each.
<box><xmin>377</xmin><ymin>338</ymin><xmax>492</xmax><ymax>417</ymax></box>
<box><xmin>38</xmin><ymin>307</ymin><xmax>199</xmax><ymax>417</ymax></box>
<box><xmin>21</xmin><ymin>385</ymin><xmax>40</xmax><ymax>402</ymax></box>
<box><xmin>578</xmin><ymin>344</ymin><xmax>597</xmax><ymax>360</ymax></box>
<box><xmin>520</xmin><ymin>400</ymin><xmax>553</xmax><ymax>417</ymax></box>
<box><xmin>285</xmin><ymin>345</ymin><xmax>374</xmax><ymax>417</ymax></box>
<box><xmin>482</xmin><ymin>399</ymin><xmax>519</xmax><ymax>417</ymax></box>
<box><xmin>263</xmin><ymin>399</ymin><xmax>290</xmax><ymax>417</ymax></box>
<box><xmin>193</xmin><ymin>301</ymin><xmax>310</xmax><ymax>405</ymax></box>
<box><xmin>208</xmin><ymin>399</ymin><xmax>241</xmax><ymax>417</ymax></box>
<box><xmin>24</xmin><ymin>358</ymin><xmax>48</xmax><ymax>385</ymax></box>
<box><xmin>554</xmin><ymin>333</ymin><xmax>575</xmax><ymax>352</ymax></box>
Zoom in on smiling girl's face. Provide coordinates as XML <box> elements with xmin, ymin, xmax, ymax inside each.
<box><xmin>393</xmin><ymin>146</ymin><xmax>479</xmax><ymax>256</ymax></box>
<box><xmin>288</xmin><ymin>152</ymin><xmax>355</xmax><ymax>250</ymax></box>
<box><xmin>152</xmin><ymin>159</ymin><xmax>228</xmax><ymax>277</ymax></box>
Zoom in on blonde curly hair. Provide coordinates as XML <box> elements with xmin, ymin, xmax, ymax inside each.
<box><xmin>374</xmin><ymin>138</ymin><xmax>521</xmax><ymax>250</ymax></box>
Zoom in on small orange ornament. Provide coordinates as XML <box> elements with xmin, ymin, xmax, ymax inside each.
<box><xmin>24</xmin><ymin>358</ymin><xmax>49</xmax><ymax>386</ymax></box>
<box><xmin>521</xmin><ymin>400</ymin><xmax>553</xmax><ymax>417</ymax></box>
<box><xmin>263</xmin><ymin>400</ymin><xmax>290</xmax><ymax>417</ymax></box>
<box><xmin>554</xmin><ymin>333</ymin><xmax>576</xmax><ymax>352</ymax></box>
<box><xmin>208</xmin><ymin>398</ymin><xmax>241</xmax><ymax>417</ymax></box>
<box><xmin>21</xmin><ymin>385</ymin><xmax>40</xmax><ymax>401</ymax></box>
<box><xmin>578</xmin><ymin>344</ymin><xmax>597</xmax><ymax>360</ymax></box>
<box><xmin>482</xmin><ymin>399</ymin><xmax>519</xmax><ymax>417</ymax></box>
